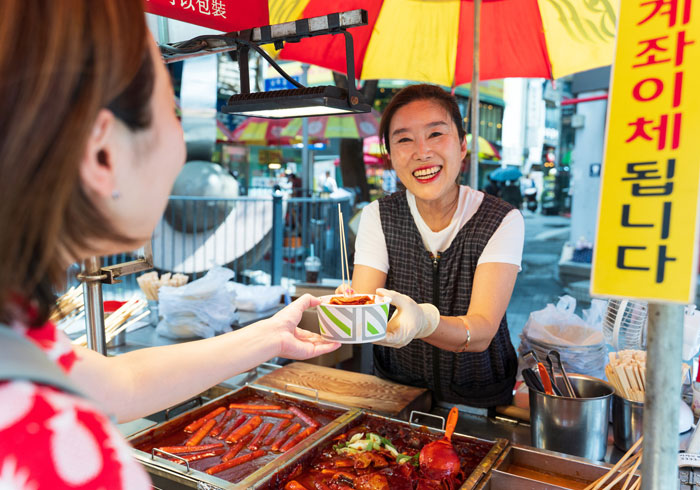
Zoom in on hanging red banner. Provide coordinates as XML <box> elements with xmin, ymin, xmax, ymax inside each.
<box><xmin>144</xmin><ymin>0</ymin><xmax>269</xmax><ymax>33</ymax></box>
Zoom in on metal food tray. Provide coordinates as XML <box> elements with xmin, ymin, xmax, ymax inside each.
<box><xmin>477</xmin><ymin>444</ymin><xmax>641</xmax><ymax>490</ymax></box>
<box><xmin>128</xmin><ymin>384</ymin><xmax>358</xmax><ymax>489</ymax></box>
<box><xmin>251</xmin><ymin>410</ymin><xmax>508</xmax><ymax>490</ymax></box>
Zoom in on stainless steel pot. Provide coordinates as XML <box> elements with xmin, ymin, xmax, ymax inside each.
<box><xmin>529</xmin><ymin>374</ymin><xmax>614</xmax><ymax>461</ymax></box>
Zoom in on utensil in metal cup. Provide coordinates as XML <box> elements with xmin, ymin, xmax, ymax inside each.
<box><xmin>612</xmin><ymin>393</ymin><xmax>643</xmax><ymax>451</ymax></box>
<box><xmin>530</xmin><ymin>374</ymin><xmax>614</xmax><ymax>460</ymax></box>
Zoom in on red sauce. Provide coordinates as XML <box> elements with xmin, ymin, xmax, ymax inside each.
<box><xmin>132</xmin><ymin>392</ymin><xmax>341</xmax><ymax>483</ymax></box>
<box><xmin>260</xmin><ymin>414</ymin><xmax>494</xmax><ymax>490</ymax></box>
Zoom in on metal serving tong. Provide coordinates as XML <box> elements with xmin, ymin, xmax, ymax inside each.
<box><xmin>547</xmin><ymin>350</ymin><xmax>577</xmax><ymax>398</ymax></box>
<box><xmin>521</xmin><ymin>350</ymin><xmax>562</xmax><ymax>396</ymax></box>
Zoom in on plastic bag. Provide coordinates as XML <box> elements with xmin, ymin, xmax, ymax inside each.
<box><xmin>519</xmin><ymin>295</ymin><xmax>607</xmax><ymax>378</ymax></box>
<box><xmin>523</xmin><ymin>296</ymin><xmax>604</xmax><ymax>347</ymax></box>
<box><xmin>226</xmin><ymin>282</ymin><xmax>289</xmax><ymax>312</ymax></box>
<box><xmin>156</xmin><ymin>267</ymin><xmax>238</xmax><ymax>339</ymax></box>
<box><xmin>683</xmin><ymin>304</ymin><xmax>700</xmax><ymax>360</ymax></box>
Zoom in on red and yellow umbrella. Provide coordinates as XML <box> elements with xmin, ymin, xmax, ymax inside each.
<box><xmin>280</xmin><ymin>111</ymin><xmax>379</xmax><ymax>140</ymax></box>
<box><xmin>269</xmin><ymin>0</ymin><xmax>618</xmax><ymax>87</ymax></box>
<box><xmin>231</xmin><ymin>118</ymin><xmax>326</xmax><ymax>146</ymax></box>
<box><xmin>466</xmin><ymin>134</ymin><xmax>500</xmax><ymax>160</ymax></box>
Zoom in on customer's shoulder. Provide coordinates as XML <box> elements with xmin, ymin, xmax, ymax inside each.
<box><xmin>0</xmin><ymin>380</ymin><xmax>151</xmax><ymax>489</ymax></box>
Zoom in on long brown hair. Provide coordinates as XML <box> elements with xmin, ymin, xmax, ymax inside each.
<box><xmin>0</xmin><ymin>1</ymin><xmax>154</xmax><ymax>325</ymax></box>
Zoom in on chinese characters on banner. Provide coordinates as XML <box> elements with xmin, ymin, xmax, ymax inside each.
<box><xmin>591</xmin><ymin>0</ymin><xmax>700</xmax><ymax>303</ymax></box>
<box><xmin>144</xmin><ymin>0</ymin><xmax>269</xmax><ymax>33</ymax></box>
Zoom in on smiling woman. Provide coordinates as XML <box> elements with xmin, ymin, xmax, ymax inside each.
<box><xmin>347</xmin><ymin>84</ymin><xmax>525</xmax><ymax>408</ymax></box>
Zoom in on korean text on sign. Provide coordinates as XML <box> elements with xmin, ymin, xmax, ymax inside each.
<box><xmin>592</xmin><ymin>0</ymin><xmax>700</xmax><ymax>303</ymax></box>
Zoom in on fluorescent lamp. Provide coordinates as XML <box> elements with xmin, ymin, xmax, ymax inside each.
<box><xmin>223</xmin><ymin>86</ymin><xmax>370</xmax><ymax>119</ymax></box>
<box><xmin>268</xmin><ymin>163</ymin><xmax>282</xmax><ymax>169</ymax></box>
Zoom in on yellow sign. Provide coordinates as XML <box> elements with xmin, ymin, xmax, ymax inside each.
<box><xmin>592</xmin><ymin>0</ymin><xmax>700</xmax><ymax>303</ymax></box>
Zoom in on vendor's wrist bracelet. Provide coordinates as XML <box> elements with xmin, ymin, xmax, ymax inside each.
<box><xmin>457</xmin><ymin>322</ymin><xmax>471</xmax><ymax>352</ymax></box>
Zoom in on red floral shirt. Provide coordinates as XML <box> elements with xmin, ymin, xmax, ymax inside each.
<box><xmin>0</xmin><ymin>321</ymin><xmax>150</xmax><ymax>489</ymax></box>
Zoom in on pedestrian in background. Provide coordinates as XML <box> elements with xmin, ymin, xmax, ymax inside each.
<box><xmin>500</xmin><ymin>180</ymin><xmax>523</xmax><ymax>210</ymax></box>
<box><xmin>484</xmin><ymin>174</ymin><xmax>501</xmax><ymax>197</ymax></box>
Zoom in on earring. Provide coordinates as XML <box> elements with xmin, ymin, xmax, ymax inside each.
<box><xmin>112</xmin><ymin>190</ymin><xmax>121</xmax><ymax>199</ymax></box>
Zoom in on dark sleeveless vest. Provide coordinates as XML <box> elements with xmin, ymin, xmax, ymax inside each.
<box><xmin>374</xmin><ymin>190</ymin><xmax>518</xmax><ymax>407</ymax></box>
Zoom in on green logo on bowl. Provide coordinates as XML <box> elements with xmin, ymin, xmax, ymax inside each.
<box><xmin>318</xmin><ymin>302</ymin><xmax>389</xmax><ymax>343</ymax></box>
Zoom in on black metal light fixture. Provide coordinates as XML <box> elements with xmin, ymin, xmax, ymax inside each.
<box><xmin>160</xmin><ymin>10</ymin><xmax>371</xmax><ymax>118</ymax></box>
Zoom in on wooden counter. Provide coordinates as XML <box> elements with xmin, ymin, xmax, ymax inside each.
<box><xmin>255</xmin><ymin>362</ymin><xmax>431</xmax><ymax>419</ymax></box>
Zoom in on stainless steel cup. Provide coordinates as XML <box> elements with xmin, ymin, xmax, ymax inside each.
<box><xmin>612</xmin><ymin>394</ymin><xmax>643</xmax><ymax>451</ymax></box>
<box><xmin>107</xmin><ymin>329</ymin><xmax>126</xmax><ymax>348</ymax></box>
<box><xmin>529</xmin><ymin>374</ymin><xmax>614</xmax><ymax>461</ymax></box>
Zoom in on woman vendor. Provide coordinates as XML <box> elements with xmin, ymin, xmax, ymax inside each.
<box><xmin>0</xmin><ymin>2</ymin><xmax>339</xmax><ymax>487</ymax></box>
<box><xmin>349</xmin><ymin>84</ymin><xmax>524</xmax><ymax>407</ymax></box>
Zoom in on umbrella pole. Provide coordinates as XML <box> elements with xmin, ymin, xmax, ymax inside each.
<box><xmin>301</xmin><ymin>64</ymin><xmax>311</xmax><ymax>195</ymax></box>
<box><xmin>469</xmin><ymin>0</ymin><xmax>481</xmax><ymax>190</ymax></box>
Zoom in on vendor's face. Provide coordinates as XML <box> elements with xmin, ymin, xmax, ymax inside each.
<box><xmin>388</xmin><ymin>99</ymin><xmax>466</xmax><ymax>202</ymax></box>
<box><xmin>104</xmin><ymin>40</ymin><xmax>186</xmax><ymax>249</ymax></box>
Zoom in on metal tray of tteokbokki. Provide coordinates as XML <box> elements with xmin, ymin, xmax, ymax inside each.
<box><xmin>251</xmin><ymin>410</ymin><xmax>508</xmax><ymax>490</ymax></box>
<box><xmin>128</xmin><ymin>384</ymin><xmax>357</xmax><ymax>489</ymax></box>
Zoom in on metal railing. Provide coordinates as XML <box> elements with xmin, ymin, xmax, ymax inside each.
<box><xmin>65</xmin><ymin>194</ymin><xmax>352</xmax><ymax>296</ymax></box>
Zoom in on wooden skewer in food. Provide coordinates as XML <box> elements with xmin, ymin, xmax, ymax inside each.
<box><xmin>338</xmin><ymin>203</ymin><xmax>352</xmax><ymax>296</ymax></box>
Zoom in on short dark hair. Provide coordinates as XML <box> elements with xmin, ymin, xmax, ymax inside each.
<box><xmin>378</xmin><ymin>84</ymin><xmax>467</xmax><ymax>157</ymax></box>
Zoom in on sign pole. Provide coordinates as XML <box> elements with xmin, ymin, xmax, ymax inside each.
<box><xmin>642</xmin><ymin>303</ymin><xmax>684</xmax><ymax>489</ymax></box>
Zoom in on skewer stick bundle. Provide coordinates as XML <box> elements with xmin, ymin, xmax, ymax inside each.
<box><xmin>606</xmin><ymin>350</ymin><xmax>688</xmax><ymax>402</ymax></box>
<box><xmin>137</xmin><ymin>271</ymin><xmax>188</xmax><ymax>301</ymax></box>
<box><xmin>72</xmin><ymin>298</ymin><xmax>148</xmax><ymax>347</ymax></box>
<box><xmin>50</xmin><ymin>286</ymin><xmax>84</xmax><ymax>323</ymax></box>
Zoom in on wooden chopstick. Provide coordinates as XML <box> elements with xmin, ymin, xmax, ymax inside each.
<box><xmin>583</xmin><ymin>436</ymin><xmax>643</xmax><ymax>490</ymax></box>
<box><xmin>337</xmin><ymin>204</ymin><xmax>351</xmax><ymax>295</ymax></box>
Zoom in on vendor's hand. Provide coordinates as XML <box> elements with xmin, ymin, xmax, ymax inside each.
<box><xmin>374</xmin><ymin>288</ymin><xmax>440</xmax><ymax>348</ymax></box>
<box><xmin>334</xmin><ymin>283</ymin><xmax>355</xmax><ymax>296</ymax></box>
<box><xmin>267</xmin><ymin>294</ymin><xmax>341</xmax><ymax>359</ymax></box>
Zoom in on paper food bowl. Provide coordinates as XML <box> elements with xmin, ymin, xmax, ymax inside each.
<box><xmin>317</xmin><ymin>294</ymin><xmax>391</xmax><ymax>344</ymax></box>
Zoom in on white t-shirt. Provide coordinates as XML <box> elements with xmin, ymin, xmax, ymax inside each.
<box><xmin>354</xmin><ymin>186</ymin><xmax>524</xmax><ymax>273</ymax></box>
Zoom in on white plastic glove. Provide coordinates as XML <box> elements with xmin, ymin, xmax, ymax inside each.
<box><xmin>334</xmin><ymin>283</ymin><xmax>355</xmax><ymax>295</ymax></box>
<box><xmin>374</xmin><ymin>288</ymin><xmax>440</xmax><ymax>348</ymax></box>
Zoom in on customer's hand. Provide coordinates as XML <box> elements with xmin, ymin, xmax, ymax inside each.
<box><xmin>265</xmin><ymin>294</ymin><xmax>341</xmax><ymax>359</ymax></box>
<box><xmin>374</xmin><ymin>288</ymin><xmax>440</xmax><ymax>348</ymax></box>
